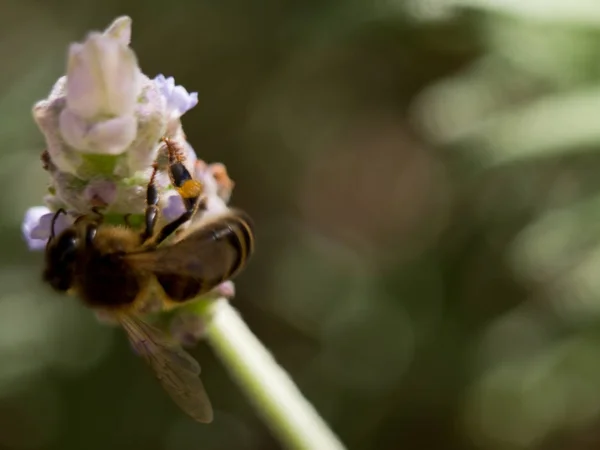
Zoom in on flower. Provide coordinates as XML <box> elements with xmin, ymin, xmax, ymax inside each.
<box><xmin>202</xmin><ymin>194</ymin><xmax>230</xmax><ymax>221</ymax></box>
<box><xmin>83</xmin><ymin>179</ymin><xmax>118</xmax><ymax>207</ymax></box>
<box><xmin>57</xmin><ymin>18</ymin><xmax>142</xmax><ymax>155</ymax></box>
<box><xmin>162</xmin><ymin>191</ymin><xmax>186</xmax><ymax>222</ymax></box>
<box><xmin>23</xmin><ymin>15</ymin><xmax>241</xmax><ymax>346</ymax></box>
<box><xmin>208</xmin><ymin>163</ymin><xmax>235</xmax><ymax>202</ymax></box>
<box><xmin>102</xmin><ymin>15</ymin><xmax>132</xmax><ymax>46</ymax></box>
<box><xmin>59</xmin><ymin>110</ymin><xmax>138</xmax><ymax>155</ymax></box>
<box><xmin>214</xmin><ymin>280</ymin><xmax>236</xmax><ymax>299</ymax></box>
<box><xmin>154</xmin><ymin>74</ymin><xmax>198</xmax><ymax>120</ymax></box>
<box><xmin>30</xmin><ymin>16</ymin><xmax>205</xmax><ymax>221</ymax></box>
<box><xmin>22</xmin><ymin>206</ymin><xmax>73</xmax><ymax>251</ymax></box>
<box><xmin>193</xmin><ymin>160</ymin><xmax>217</xmax><ymax>196</ymax></box>
<box><xmin>65</xmin><ymin>22</ymin><xmax>140</xmax><ymax>119</ymax></box>
<box><xmin>160</xmin><ymin>158</ymin><xmax>233</xmax><ymax>224</ymax></box>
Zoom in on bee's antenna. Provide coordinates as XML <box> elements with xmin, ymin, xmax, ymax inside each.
<box><xmin>49</xmin><ymin>208</ymin><xmax>67</xmax><ymax>241</ymax></box>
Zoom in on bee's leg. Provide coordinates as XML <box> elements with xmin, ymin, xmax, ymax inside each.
<box><xmin>90</xmin><ymin>206</ymin><xmax>104</xmax><ymax>223</ymax></box>
<box><xmin>141</xmin><ymin>163</ymin><xmax>160</xmax><ymax>242</ymax></box>
<box><xmin>144</xmin><ymin>196</ymin><xmax>208</xmax><ymax>249</ymax></box>
<box><xmin>162</xmin><ymin>137</ymin><xmax>205</xmax><ymax>219</ymax></box>
<box><xmin>49</xmin><ymin>208</ymin><xmax>67</xmax><ymax>240</ymax></box>
<box><xmin>123</xmin><ymin>213</ymin><xmax>132</xmax><ymax>227</ymax></box>
<box><xmin>150</xmin><ymin>209</ymin><xmax>195</xmax><ymax>247</ymax></box>
<box><xmin>74</xmin><ymin>206</ymin><xmax>103</xmax><ymax>225</ymax></box>
<box><xmin>142</xmin><ymin>138</ymin><xmax>209</xmax><ymax>248</ymax></box>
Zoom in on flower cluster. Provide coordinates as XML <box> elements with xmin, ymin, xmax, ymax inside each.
<box><xmin>22</xmin><ymin>16</ymin><xmax>236</xmax><ymax>339</ymax></box>
<box><xmin>23</xmin><ymin>16</ymin><xmax>236</xmax><ymax>247</ymax></box>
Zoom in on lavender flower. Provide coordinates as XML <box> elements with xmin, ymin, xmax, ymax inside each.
<box><xmin>22</xmin><ymin>16</ymin><xmax>241</xmax><ymax>346</ymax></box>
<box><xmin>22</xmin><ymin>206</ymin><xmax>73</xmax><ymax>250</ymax></box>
<box><xmin>23</xmin><ymin>16</ymin><xmax>208</xmax><ymax>249</ymax></box>
<box><xmin>154</xmin><ymin>74</ymin><xmax>199</xmax><ymax>120</ymax></box>
<box><xmin>162</xmin><ymin>192</ymin><xmax>186</xmax><ymax>222</ymax></box>
<box><xmin>83</xmin><ymin>179</ymin><xmax>118</xmax><ymax>207</ymax></box>
<box><xmin>65</xmin><ymin>27</ymin><xmax>140</xmax><ymax>119</ymax></box>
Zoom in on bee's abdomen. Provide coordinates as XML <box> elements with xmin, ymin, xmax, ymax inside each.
<box><xmin>78</xmin><ymin>253</ymin><xmax>143</xmax><ymax>309</ymax></box>
<box><xmin>156</xmin><ymin>274</ymin><xmax>208</xmax><ymax>303</ymax></box>
<box><xmin>222</xmin><ymin>213</ymin><xmax>254</xmax><ymax>280</ymax></box>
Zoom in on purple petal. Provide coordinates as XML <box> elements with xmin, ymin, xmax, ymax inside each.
<box><xmin>213</xmin><ymin>281</ymin><xmax>236</xmax><ymax>299</ymax></box>
<box><xmin>22</xmin><ymin>206</ymin><xmax>74</xmax><ymax>251</ymax></box>
<box><xmin>154</xmin><ymin>74</ymin><xmax>198</xmax><ymax>118</ymax></box>
<box><xmin>170</xmin><ymin>85</ymin><xmax>198</xmax><ymax>116</ymax></box>
<box><xmin>22</xmin><ymin>206</ymin><xmax>52</xmax><ymax>251</ymax></box>
<box><xmin>154</xmin><ymin>74</ymin><xmax>173</xmax><ymax>94</ymax></box>
<box><xmin>162</xmin><ymin>192</ymin><xmax>185</xmax><ymax>222</ymax></box>
<box><xmin>83</xmin><ymin>179</ymin><xmax>118</xmax><ymax>207</ymax></box>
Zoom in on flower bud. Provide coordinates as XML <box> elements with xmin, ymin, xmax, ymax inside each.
<box><xmin>65</xmin><ymin>32</ymin><xmax>141</xmax><ymax>120</ymax></box>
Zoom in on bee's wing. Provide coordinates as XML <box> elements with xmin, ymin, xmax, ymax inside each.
<box><xmin>118</xmin><ymin>313</ymin><xmax>214</xmax><ymax>423</ymax></box>
<box><xmin>124</xmin><ymin>224</ymin><xmax>241</xmax><ymax>282</ymax></box>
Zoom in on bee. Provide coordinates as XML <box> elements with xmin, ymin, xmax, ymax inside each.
<box><xmin>42</xmin><ymin>138</ymin><xmax>255</xmax><ymax>423</ymax></box>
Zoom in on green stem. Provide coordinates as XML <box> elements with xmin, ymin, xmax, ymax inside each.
<box><xmin>194</xmin><ymin>298</ymin><xmax>347</xmax><ymax>450</ymax></box>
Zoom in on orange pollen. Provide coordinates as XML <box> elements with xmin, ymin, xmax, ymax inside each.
<box><xmin>177</xmin><ymin>180</ymin><xmax>203</xmax><ymax>199</ymax></box>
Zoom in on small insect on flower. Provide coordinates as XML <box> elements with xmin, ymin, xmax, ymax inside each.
<box><xmin>42</xmin><ymin>137</ymin><xmax>255</xmax><ymax>423</ymax></box>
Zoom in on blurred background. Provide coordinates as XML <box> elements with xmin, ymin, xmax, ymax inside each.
<box><xmin>2</xmin><ymin>0</ymin><xmax>600</xmax><ymax>449</ymax></box>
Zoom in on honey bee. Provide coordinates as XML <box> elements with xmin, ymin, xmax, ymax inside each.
<box><xmin>42</xmin><ymin>138</ymin><xmax>255</xmax><ymax>423</ymax></box>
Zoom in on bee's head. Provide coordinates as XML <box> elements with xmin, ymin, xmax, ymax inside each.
<box><xmin>42</xmin><ymin>210</ymin><xmax>99</xmax><ymax>292</ymax></box>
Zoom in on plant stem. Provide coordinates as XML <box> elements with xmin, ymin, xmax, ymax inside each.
<box><xmin>195</xmin><ymin>298</ymin><xmax>347</xmax><ymax>450</ymax></box>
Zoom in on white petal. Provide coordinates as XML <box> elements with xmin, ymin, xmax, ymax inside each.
<box><xmin>195</xmin><ymin>164</ymin><xmax>219</xmax><ymax>197</ymax></box>
<box><xmin>59</xmin><ymin>108</ymin><xmax>89</xmax><ymax>150</ymax></box>
<box><xmin>66</xmin><ymin>33</ymin><xmax>141</xmax><ymax>119</ymax></box>
<box><xmin>122</xmin><ymin>75</ymin><xmax>169</xmax><ymax>173</ymax></box>
<box><xmin>202</xmin><ymin>196</ymin><xmax>229</xmax><ymax>221</ymax></box>
<box><xmin>103</xmin><ymin>16</ymin><xmax>132</xmax><ymax>46</ymax></box>
<box><xmin>96</xmin><ymin>37</ymin><xmax>140</xmax><ymax>116</ymax></box>
<box><xmin>180</xmin><ymin>139</ymin><xmax>198</xmax><ymax>174</ymax></box>
<box><xmin>35</xmin><ymin>99</ymin><xmax>82</xmax><ymax>174</ymax></box>
<box><xmin>65</xmin><ymin>41</ymin><xmax>102</xmax><ymax>119</ymax></box>
<box><xmin>85</xmin><ymin>115</ymin><xmax>137</xmax><ymax>154</ymax></box>
<box><xmin>59</xmin><ymin>109</ymin><xmax>137</xmax><ymax>155</ymax></box>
